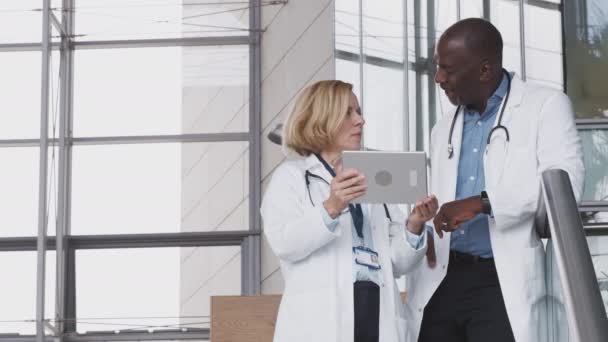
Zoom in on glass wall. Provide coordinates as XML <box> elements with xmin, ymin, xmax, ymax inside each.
<box><xmin>564</xmin><ymin>0</ymin><xmax>608</xmax><ymax>224</ymax></box>
<box><xmin>0</xmin><ymin>0</ymin><xmax>267</xmax><ymax>340</ymax></box>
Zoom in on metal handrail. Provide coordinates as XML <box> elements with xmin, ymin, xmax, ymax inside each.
<box><xmin>541</xmin><ymin>169</ymin><xmax>608</xmax><ymax>342</ymax></box>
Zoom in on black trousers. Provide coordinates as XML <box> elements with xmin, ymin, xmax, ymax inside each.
<box><xmin>354</xmin><ymin>281</ymin><xmax>380</xmax><ymax>342</ymax></box>
<box><xmin>418</xmin><ymin>252</ymin><xmax>516</xmax><ymax>342</ymax></box>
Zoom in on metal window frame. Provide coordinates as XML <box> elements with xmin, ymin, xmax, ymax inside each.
<box><xmin>0</xmin><ymin>0</ymin><xmax>263</xmax><ymax>340</ymax></box>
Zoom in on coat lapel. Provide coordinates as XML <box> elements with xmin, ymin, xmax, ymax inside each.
<box><xmin>483</xmin><ymin>73</ymin><xmax>525</xmax><ymax>187</ymax></box>
<box><xmin>443</xmin><ymin>107</ymin><xmax>464</xmax><ymax>203</ymax></box>
<box><xmin>303</xmin><ymin>154</ymin><xmax>333</xmax><ymax>184</ymax></box>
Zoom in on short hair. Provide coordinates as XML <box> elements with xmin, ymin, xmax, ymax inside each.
<box><xmin>443</xmin><ymin>18</ymin><xmax>503</xmax><ymax>64</ymax></box>
<box><xmin>283</xmin><ymin>80</ymin><xmax>354</xmax><ymax>156</ymax></box>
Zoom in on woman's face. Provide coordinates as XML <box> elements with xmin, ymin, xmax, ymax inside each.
<box><xmin>331</xmin><ymin>92</ymin><xmax>365</xmax><ymax>152</ymax></box>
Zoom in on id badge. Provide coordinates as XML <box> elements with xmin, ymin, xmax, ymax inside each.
<box><xmin>353</xmin><ymin>246</ymin><xmax>381</xmax><ymax>270</ymax></box>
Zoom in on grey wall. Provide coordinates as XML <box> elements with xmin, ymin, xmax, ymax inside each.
<box><xmin>260</xmin><ymin>0</ymin><xmax>336</xmax><ymax>294</ymax></box>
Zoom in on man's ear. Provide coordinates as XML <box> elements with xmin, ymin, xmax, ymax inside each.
<box><xmin>479</xmin><ymin>59</ymin><xmax>492</xmax><ymax>82</ymax></box>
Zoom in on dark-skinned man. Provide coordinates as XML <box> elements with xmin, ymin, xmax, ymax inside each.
<box><xmin>402</xmin><ymin>18</ymin><xmax>584</xmax><ymax>342</ymax></box>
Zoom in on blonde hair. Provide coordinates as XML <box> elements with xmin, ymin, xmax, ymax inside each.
<box><xmin>283</xmin><ymin>80</ymin><xmax>354</xmax><ymax>156</ymax></box>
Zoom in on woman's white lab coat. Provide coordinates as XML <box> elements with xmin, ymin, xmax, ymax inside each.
<box><xmin>261</xmin><ymin>154</ymin><xmax>427</xmax><ymax>342</ymax></box>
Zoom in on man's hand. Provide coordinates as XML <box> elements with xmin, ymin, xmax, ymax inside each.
<box><xmin>432</xmin><ymin>195</ymin><xmax>483</xmax><ymax>238</ymax></box>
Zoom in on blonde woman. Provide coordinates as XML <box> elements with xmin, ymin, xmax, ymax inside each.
<box><xmin>261</xmin><ymin>80</ymin><xmax>438</xmax><ymax>342</ymax></box>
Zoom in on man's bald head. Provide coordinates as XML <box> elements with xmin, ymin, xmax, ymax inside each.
<box><xmin>441</xmin><ymin>18</ymin><xmax>503</xmax><ymax>66</ymax></box>
<box><xmin>434</xmin><ymin>18</ymin><xmax>505</xmax><ymax>110</ymax></box>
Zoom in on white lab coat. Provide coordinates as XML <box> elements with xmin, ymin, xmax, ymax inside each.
<box><xmin>404</xmin><ymin>74</ymin><xmax>585</xmax><ymax>342</ymax></box>
<box><xmin>261</xmin><ymin>154</ymin><xmax>427</xmax><ymax>342</ymax></box>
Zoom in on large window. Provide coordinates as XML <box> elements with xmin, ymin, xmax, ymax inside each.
<box><xmin>0</xmin><ymin>1</ymin><xmax>269</xmax><ymax>341</ymax></box>
<box><xmin>564</xmin><ymin>0</ymin><xmax>608</xmax><ymax>223</ymax></box>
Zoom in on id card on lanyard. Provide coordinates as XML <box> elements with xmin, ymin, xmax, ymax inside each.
<box><xmin>353</xmin><ymin>246</ymin><xmax>381</xmax><ymax>270</ymax></box>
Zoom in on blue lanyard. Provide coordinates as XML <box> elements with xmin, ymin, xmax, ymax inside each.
<box><xmin>314</xmin><ymin>154</ymin><xmax>364</xmax><ymax>238</ymax></box>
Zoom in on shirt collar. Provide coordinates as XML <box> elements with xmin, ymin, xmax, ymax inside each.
<box><xmin>465</xmin><ymin>72</ymin><xmax>509</xmax><ymax>117</ymax></box>
<box><xmin>492</xmin><ymin>72</ymin><xmax>509</xmax><ymax>101</ymax></box>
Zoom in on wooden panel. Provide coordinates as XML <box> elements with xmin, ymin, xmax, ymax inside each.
<box><xmin>210</xmin><ymin>292</ymin><xmax>407</xmax><ymax>341</ymax></box>
<box><xmin>211</xmin><ymin>295</ymin><xmax>281</xmax><ymax>342</ymax></box>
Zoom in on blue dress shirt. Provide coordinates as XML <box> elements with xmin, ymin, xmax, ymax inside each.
<box><xmin>450</xmin><ymin>74</ymin><xmax>509</xmax><ymax>258</ymax></box>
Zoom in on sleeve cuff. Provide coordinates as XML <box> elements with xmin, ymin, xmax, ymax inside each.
<box><xmin>405</xmin><ymin>226</ymin><xmax>427</xmax><ymax>250</ymax></box>
<box><xmin>320</xmin><ymin>206</ymin><xmax>339</xmax><ymax>232</ymax></box>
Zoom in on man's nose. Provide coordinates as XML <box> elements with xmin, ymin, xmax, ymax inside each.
<box><xmin>434</xmin><ymin>69</ymin><xmax>445</xmax><ymax>84</ymax></box>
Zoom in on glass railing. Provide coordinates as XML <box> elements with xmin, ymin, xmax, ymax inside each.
<box><xmin>539</xmin><ymin>169</ymin><xmax>608</xmax><ymax>342</ymax></box>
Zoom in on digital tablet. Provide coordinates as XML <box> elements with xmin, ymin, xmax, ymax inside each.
<box><xmin>341</xmin><ymin>150</ymin><xmax>428</xmax><ymax>204</ymax></box>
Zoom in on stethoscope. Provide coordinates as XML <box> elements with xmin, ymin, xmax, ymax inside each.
<box><xmin>447</xmin><ymin>68</ymin><xmax>512</xmax><ymax>159</ymax></box>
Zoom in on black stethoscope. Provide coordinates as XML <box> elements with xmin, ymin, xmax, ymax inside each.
<box><xmin>447</xmin><ymin>69</ymin><xmax>512</xmax><ymax>159</ymax></box>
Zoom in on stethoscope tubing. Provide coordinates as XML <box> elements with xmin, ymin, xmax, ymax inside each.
<box><xmin>447</xmin><ymin>68</ymin><xmax>512</xmax><ymax>159</ymax></box>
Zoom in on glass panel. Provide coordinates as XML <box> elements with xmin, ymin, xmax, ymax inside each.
<box><xmin>564</xmin><ymin>0</ymin><xmax>608</xmax><ymax>119</ymax></box>
<box><xmin>524</xmin><ymin>3</ymin><xmax>563</xmax><ymax>89</ymax></box>
<box><xmin>0</xmin><ymin>146</ymin><xmax>59</xmax><ymax>237</ymax></box>
<box><xmin>76</xmin><ymin>246</ymin><xmax>240</xmax><ymax>333</ymax></box>
<box><xmin>435</xmin><ymin>0</ymin><xmax>457</xmax><ymax>36</ymax></box>
<box><xmin>335</xmin><ymin>58</ymin><xmax>361</xmax><ymax>100</ymax></box>
<box><xmin>47</xmin><ymin>49</ymin><xmax>62</xmax><ymax>138</ymax></box>
<box><xmin>460</xmin><ymin>0</ymin><xmax>483</xmax><ymax>19</ymax></box>
<box><xmin>545</xmin><ymin>239</ymin><xmax>573</xmax><ymax>341</ymax></box>
<box><xmin>74</xmin><ymin>0</ymin><xmax>249</xmax><ymax>41</ymax></box>
<box><xmin>362</xmin><ymin>0</ymin><xmax>403</xmax><ymax>61</ymax></box>
<box><xmin>71</xmin><ymin>142</ymin><xmax>249</xmax><ymax>235</ymax></box>
<box><xmin>360</xmin><ymin>0</ymin><xmax>405</xmax><ymax>151</ymax></box>
<box><xmin>0</xmin><ymin>147</ymin><xmax>38</xmax><ymax>237</ymax></box>
<box><xmin>362</xmin><ymin>64</ymin><xmax>404</xmax><ymax>151</ymax></box>
<box><xmin>335</xmin><ymin>0</ymin><xmax>360</xmax><ymax>56</ymax></box>
<box><xmin>587</xmin><ymin>235</ymin><xmax>608</xmax><ymax>316</ymax></box>
<box><xmin>580</xmin><ymin>130</ymin><xmax>608</xmax><ymax>202</ymax></box>
<box><xmin>581</xmin><ymin>210</ymin><xmax>608</xmax><ymax>225</ymax></box>
<box><xmin>417</xmin><ymin>0</ymin><xmax>430</xmax><ymax>59</ymax></box>
<box><xmin>73</xmin><ymin>45</ymin><xmax>249</xmax><ymax>136</ymax></box>
<box><xmin>491</xmin><ymin>0</ymin><xmax>522</xmax><ymax>76</ymax></box>
<box><xmin>0</xmin><ymin>1</ymin><xmax>41</xmax><ymax>43</ymax></box>
<box><xmin>546</xmin><ymin>236</ymin><xmax>608</xmax><ymax>341</ymax></box>
<box><xmin>46</xmin><ymin>144</ymin><xmax>60</xmax><ymax>236</ymax></box>
<box><xmin>0</xmin><ymin>251</ymin><xmax>56</xmax><ymax>335</ymax></box>
<box><xmin>0</xmin><ymin>52</ymin><xmax>41</xmax><ymax>139</ymax></box>
<box><xmin>417</xmin><ymin>73</ymin><xmax>431</xmax><ymax>153</ymax></box>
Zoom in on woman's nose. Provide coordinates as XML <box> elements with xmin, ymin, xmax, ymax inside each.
<box><xmin>354</xmin><ymin>114</ymin><xmax>365</xmax><ymax>126</ymax></box>
<box><xmin>353</xmin><ymin>113</ymin><xmax>365</xmax><ymax>125</ymax></box>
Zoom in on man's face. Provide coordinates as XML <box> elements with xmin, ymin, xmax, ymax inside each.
<box><xmin>434</xmin><ymin>36</ymin><xmax>483</xmax><ymax>107</ymax></box>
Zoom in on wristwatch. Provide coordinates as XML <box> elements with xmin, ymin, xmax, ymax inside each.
<box><xmin>480</xmin><ymin>190</ymin><xmax>492</xmax><ymax>215</ymax></box>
